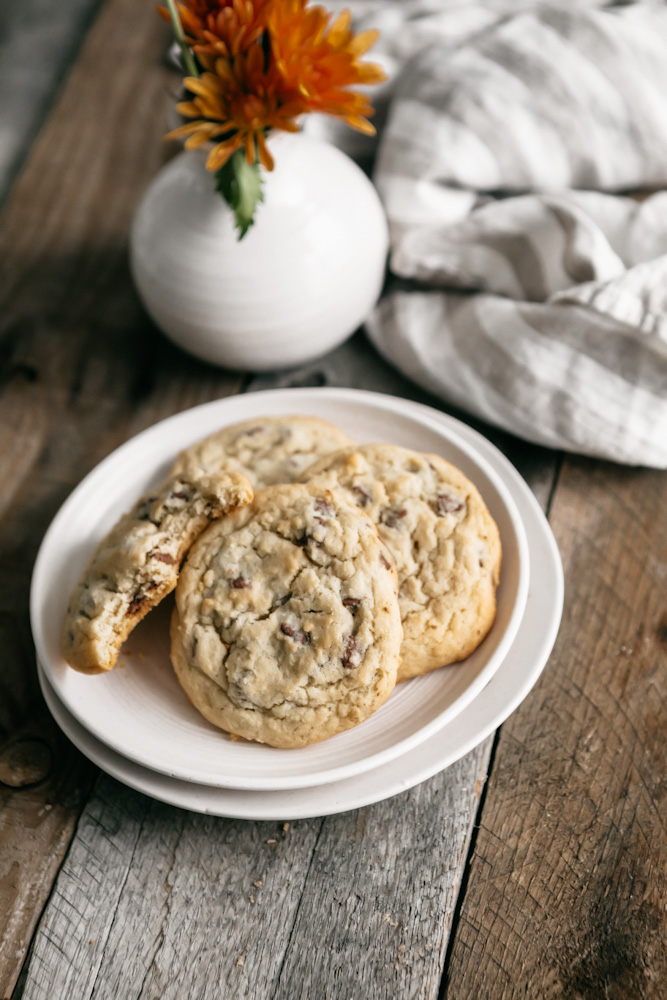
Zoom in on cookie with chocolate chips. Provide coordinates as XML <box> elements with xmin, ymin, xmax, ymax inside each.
<box><xmin>301</xmin><ymin>444</ymin><xmax>501</xmax><ymax>680</ymax></box>
<box><xmin>170</xmin><ymin>483</ymin><xmax>402</xmax><ymax>748</ymax></box>
<box><xmin>171</xmin><ymin>415</ymin><xmax>355</xmax><ymax>488</ymax></box>
<box><xmin>62</xmin><ymin>471</ymin><xmax>253</xmax><ymax>674</ymax></box>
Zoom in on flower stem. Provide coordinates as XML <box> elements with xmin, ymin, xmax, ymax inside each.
<box><xmin>165</xmin><ymin>0</ymin><xmax>199</xmax><ymax>78</ymax></box>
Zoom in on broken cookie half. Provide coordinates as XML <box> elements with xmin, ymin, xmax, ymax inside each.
<box><xmin>61</xmin><ymin>471</ymin><xmax>253</xmax><ymax>675</ymax></box>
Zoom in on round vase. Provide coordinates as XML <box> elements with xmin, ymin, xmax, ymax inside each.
<box><xmin>129</xmin><ymin>133</ymin><xmax>389</xmax><ymax>371</ymax></box>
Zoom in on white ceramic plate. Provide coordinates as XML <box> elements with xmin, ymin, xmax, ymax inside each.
<box><xmin>36</xmin><ymin>399</ymin><xmax>563</xmax><ymax>819</ymax></box>
<box><xmin>31</xmin><ymin>389</ymin><xmax>529</xmax><ymax>790</ymax></box>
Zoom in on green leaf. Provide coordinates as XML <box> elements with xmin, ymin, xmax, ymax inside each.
<box><xmin>215</xmin><ymin>149</ymin><xmax>264</xmax><ymax>240</ymax></box>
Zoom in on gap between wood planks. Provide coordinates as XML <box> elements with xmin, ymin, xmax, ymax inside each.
<box><xmin>442</xmin><ymin>459</ymin><xmax>667</xmax><ymax>997</ymax></box>
<box><xmin>437</xmin><ymin>454</ymin><xmax>563</xmax><ymax>1000</ymax></box>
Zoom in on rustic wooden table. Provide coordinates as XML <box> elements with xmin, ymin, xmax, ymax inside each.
<box><xmin>1</xmin><ymin>2</ymin><xmax>666</xmax><ymax>998</ymax></box>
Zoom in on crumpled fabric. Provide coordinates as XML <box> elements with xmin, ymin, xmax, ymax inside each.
<box><xmin>308</xmin><ymin>1</ymin><xmax>667</xmax><ymax>466</ymax></box>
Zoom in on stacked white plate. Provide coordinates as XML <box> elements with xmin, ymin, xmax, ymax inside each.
<box><xmin>31</xmin><ymin>389</ymin><xmax>563</xmax><ymax>820</ymax></box>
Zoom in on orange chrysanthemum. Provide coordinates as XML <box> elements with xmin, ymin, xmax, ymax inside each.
<box><xmin>163</xmin><ymin>0</ymin><xmax>385</xmax><ymax>173</ymax></box>
<box><xmin>166</xmin><ymin>51</ymin><xmax>304</xmax><ymax>171</ymax></box>
<box><xmin>269</xmin><ymin>2</ymin><xmax>385</xmax><ymax>135</ymax></box>
<box><xmin>160</xmin><ymin>1</ymin><xmax>270</xmax><ymax>57</ymax></box>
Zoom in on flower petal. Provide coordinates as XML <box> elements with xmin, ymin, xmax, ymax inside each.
<box><xmin>206</xmin><ymin>136</ymin><xmax>242</xmax><ymax>171</ymax></box>
<box><xmin>348</xmin><ymin>29</ymin><xmax>379</xmax><ymax>57</ymax></box>
<box><xmin>257</xmin><ymin>131</ymin><xmax>275</xmax><ymax>171</ymax></box>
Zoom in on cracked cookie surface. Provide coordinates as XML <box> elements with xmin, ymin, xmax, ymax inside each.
<box><xmin>170</xmin><ymin>483</ymin><xmax>402</xmax><ymax>748</ymax></box>
<box><xmin>62</xmin><ymin>471</ymin><xmax>253</xmax><ymax>674</ymax></box>
<box><xmin>171</xmin><ymin>415</ymin><xmax>355</xmax><ymax>488</ymax></box>
<box><xmin>301</xmin><ymin>444</ymin><xmax>501</xmax><ymax>680</ymax></box>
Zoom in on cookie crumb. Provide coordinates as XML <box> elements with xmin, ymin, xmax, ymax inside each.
<box><xmin>253</xmin><ymin>880</ymin><xmax>263</xmax><ymax>887</ymax></box>
<box><xmin>249</xmin><ymin>895</ymin><xmax>255</xmax><ymax>904</ymax></box>
<box><xmin>89</xmin><ymin>939</ymin><xmax>96</xmax><ymax>945</ymax></box>
<box><xmin>236</xmin><ymin>954</ymin><xmax>245</xmax><ymax>967</ymax></box>
<box><xmin>282</xmin><ymin>822</ymin><xmax>290</xmax><ymax>832</ymax></box>
<box><xmin>266</xmin><ymin>838</ymin><xmax>277</xmax><ymax>844</ymax></box>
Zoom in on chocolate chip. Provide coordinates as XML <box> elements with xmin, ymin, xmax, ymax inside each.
<box><xmin>127</xmin><ymin>596</ymin><xmax>146</xmax><ymax>615</ymax></box>
<box><xmin>381</xmin><ymin>508</ymin><xmax>407</xmax><ymax>528</ymax></box>
<box><xmin>342</xmin><ymin>598</ymin><xmax>361</xmax><ymax>613</ymax></box>
<box><xmin>314</xmin><ymin>497</ymin><xmax>335</xmax><ymax>517</ymax></box>
<box><xmin>136</xmin><ymin>496</ymin><xmax>159</xmax><ymax>521</ymax></box>
<box><xmin>342</xmin><ymin>635</ymin><xmax>361</xmax><ymax>668</ymax></box>
<box><xmin>229</xmin><ymin>575</ymin><xmax>250</xmax><ymax>589</ymax></box>
<box><xmin>150</xmin><ymin>551</ymin><xmax>177</xmax><ymax>565</ymax></box>
<box><xmin>229</xmin><ymin>681</ymin><xmax>254</xmax><ymax>708</ymax></box>
<box><xmin>170</xmin><ymin>490</ymin><xmax>188</xmax><ymax>500</ymax></box>
<box><xmin>314</xmin><ymin>496</ymin><xmax>335</xmax><ymax>525</ymax></box>
<box><xmin>437</xmin><ymin>493</ymin><xmax>465</xmax><ymax>516</ymax></box>
<box><xmin>280</xmin><ymin>623</ymin><xmax>311</xmax><ymax>645</ymax></box>
<box><xmin>295</xmin><ymin>533</ymin><xmax>322</xmax><ymax>548</ymax></box>
<box><xmin>353</xmin><ymin>485</ymin><xmax>372</xmax><ymax>507</ymax></box>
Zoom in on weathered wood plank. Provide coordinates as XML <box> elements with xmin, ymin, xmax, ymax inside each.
<box><xmin>16</xmin><ymin>752</ymin><xmax>493</xmax><ymax>1000</ymax></box>
<box><xmin>0</xmin><ymin>722</ymin><xmax>94</xmax><ymax>998</ymax></box>
<box><xmin>14</xmin><ymin>778</ymin><xmax>150</xmax><ymax>1000</ymax></box>
<box><xmin>19</xmin><ymin>774</ymin><xmax>322</xmax><ymax>1000</ymax></box>
<box><xmin>272</xmin><ymin>742</ymin><xmax>493</xmax><ymax>1000</ymax></box>
<box><xmin>0</xmin><ymin>0</ymin><xmax>241</xmax><ymax>992</ymax></box>
<box><xmin>443</xmin><ymin>458</ymin><xmax>667</xmax><ymax>998</ymax></box>
<box><xmin>0</xmin><ymin>0</ymin><xmax>103</xmax><ymax>203</ymax></box>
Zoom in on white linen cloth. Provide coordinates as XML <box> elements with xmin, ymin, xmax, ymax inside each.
<box><xmin>311</xmin><ymin>2</ymin><xmax>667</xmax><ymax>466</ymax></box>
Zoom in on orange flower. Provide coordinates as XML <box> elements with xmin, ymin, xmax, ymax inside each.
<box><xmin>269</xmin><ymin>2</ymin><xmax>386</xmax><ymax>134</ymax></box>
<box><xmin>165</xmin><ymin>52</ymin><xmax>304</xmax><ymax>171</ymax></box>
<box><xmin>195</xmin><ymin>0</ymin><xmax>272</xmax><ymax>57</ymax></box>
<box><xmin>160</xmin><ymin>1</ymin><xmax>270</xmax><ymax>57</ymax></box>
<box><xmin>163</xmin><ymin>0</ymin><xmax>386</xmax><ymax>174</ymax></box>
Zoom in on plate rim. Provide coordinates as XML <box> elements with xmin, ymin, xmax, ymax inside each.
<box><xmin>31</xmin><ymin>387</ymin><xmax>530</xmax><ymax>790</ymax></box>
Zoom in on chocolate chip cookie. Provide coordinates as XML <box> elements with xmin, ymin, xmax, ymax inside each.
<box><xmin>170</xmin><ymin>483</ymin><xmax>402</xmax><ymax>748</ymax></box>
<box><xmin>62</xmin><ymin>471</ymin><xmax>253</xmax><ymax>674</ymax></box>
<box><xmin>301</xmin><ymin>444</ymin><xmax>501</xmax><ymax>680</ymax></box>
<box><xmin>171</xmin><ymin>415</ymin><xmax>355</xmax><ymax>488</ymax></box>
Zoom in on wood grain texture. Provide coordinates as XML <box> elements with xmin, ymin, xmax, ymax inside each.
<box><xmin>19</xmin><ymin>774</ymin><xmax>322</xmax><ymax>1000</ymax></box>
<box><xmin>443</xmin><ymin>458</ymin><xmax>667</xmax><ymax>998</ymax></box>
<box><xmin>17</xmin><ymin>751</ymin><xmax>493</xmax><ymax>1000</ymax></box>
<box><xmin>272</xmin><ymin>742</ymin><xmax>493</xmax><ymax>1000</ymax></box>
<box><xmin>0</xmin><ymin>0</ymin><xmax>240</xmax><ymax>992</ymax></box>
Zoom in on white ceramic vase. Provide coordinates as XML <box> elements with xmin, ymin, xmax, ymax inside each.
<box><xmin>130</xmin><ymin>133</ymin><xmax>389</xmax><ymax>371</ymax></box>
